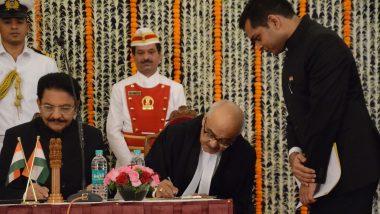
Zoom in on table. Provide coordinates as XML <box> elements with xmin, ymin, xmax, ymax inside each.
<box><xmin>0</xmin><ymin>198</ymin><xmax>233</xmax><ymax>214</ymax></box>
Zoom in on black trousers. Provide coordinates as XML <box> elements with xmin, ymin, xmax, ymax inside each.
<box><xmin>309</xmin><ymin>181</ymin><xmax>379</xmax><ymax>214</ymax></box>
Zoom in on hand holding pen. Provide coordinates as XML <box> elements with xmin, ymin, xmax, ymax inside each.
<box><xmin>155</xmin><ymin>177</ymin><xmax>178</xmax><ymax>198</ymax></box>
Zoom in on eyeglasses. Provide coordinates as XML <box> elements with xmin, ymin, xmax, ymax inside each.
<box><xmin>203</xmin><ymin>118</ymin><xmax>235</xmax><ymax>149</ymax></box>
<box><xmin>40</xmin><ymin>104</ymin><xmax>75</xmax><ymax>114</ymax></box>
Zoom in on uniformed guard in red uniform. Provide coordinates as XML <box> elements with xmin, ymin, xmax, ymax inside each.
<box><xmin>107</xmin><ymin>27</ymin><xmax>187</xmax><ymax>161</ymax></box>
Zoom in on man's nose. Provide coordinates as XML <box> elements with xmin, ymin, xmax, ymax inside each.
<box><xmin>10</xmin><ymin>20</ymin><xmax>18</xmax><ymax>29</ymax></box>
<box><xmin>143</xmin><ymin>53</ymin><xmax>150</xmax><ymax>60</ymax></box>
<box><xmin>50</xmin><ymin>108</ymin><xmax>62</xmax><ymax>118</ymax></box>
<box><xmin>208</xmin><ymin>139</ymin><xmax>218</xmax><ymax>148</ymax></box>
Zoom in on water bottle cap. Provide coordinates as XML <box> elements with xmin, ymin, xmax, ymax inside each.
<box><xmin>134</xmin><ymin>150</ymin><xmax>141</xmax><ymax>155</ymax></box>
<box><xmin>95</xmin><ymin>150</ymin><xmax>103</xmax><ymax>155</ymax></box>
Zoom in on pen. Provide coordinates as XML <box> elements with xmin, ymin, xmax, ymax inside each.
<box><xmin>167</xmin><ymin>176</ymin><xmax>178</xmax><ymax>196</ymax></box>
<box><xmin>288</xmin><ymin>76</ymin><xmax>294</xmax><ymax>94</ymax></box>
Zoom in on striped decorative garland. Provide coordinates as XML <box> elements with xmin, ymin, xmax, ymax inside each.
<box><xmin>343</xmin><ymin>0</ymin><xmax>352</xmax><ymax>47</ymax></box>
<box><xmin>84</xmin><ymin>0</ymin><xmax>94</xmax><ymax>125</ymax></box>
<box><xmin>299</xmin><ymin>0</ymin><xmax>307</xmax><ymax>17</ymax></box>
<box><xmin>130</xmin><ymin>0</ymin><xmax>138</xmax><ymax>75</ymax></box>
<box><xmin>173</xmin><ymin>0</ymin><xmax>181</xmax><ymax>83</ymax></box>
<box><xmin>213</xmin><ymin>0</ymin><xmax>222</xmax><ymax>101</ymax></box>
<box><xmin>254</xmin><ymin>46</ymin><xmax>263</xmax><ymax>213</ymax></box>
<box><xmin>34</xmin><ymin>0</ymin><xmax>41</xmax><ymax>50</ymax></box>
<box><xmin>299</xmin><ymin>1</ymin><xmax>308</xmax><ymax>213</ymax></box>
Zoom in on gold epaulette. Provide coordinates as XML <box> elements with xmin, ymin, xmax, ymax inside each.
<box><xmin>0</xmin><ymin>70</ymin><xmax>23</xmax><ymax>118</ymax></box>
<box><xmin>31</xmin><ymin>47</ymin><xmax>55</xmax><ymax>59</ymax></box>
<box><xmin>0</xmin><ymin>69</ymin><xmax>22</xmax><ymax>103</ymax></box>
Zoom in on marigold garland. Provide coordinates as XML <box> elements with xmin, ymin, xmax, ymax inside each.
<box><xmin>85</xmin><ymin>0</ymin><xmax>94</xmax><ymax>125</ymax></box>
<box><xmin>130</xmin><ymin>0</ymin><xmax>138</xmax><ymax>75</ymax></box>
<box><xmin>254</xmin><ymin>46</ymin><xmax>263</xmax><ymax>214</ymax></box>
<box><xmin>299</xmin><ymin>0</ymin><xmax>307</xmax><ymax>17</ymax></box>
<box><xmin>34</xmin><ymin>0</ymin><xmax>42</xmax><ymax>50</ymax></box>
<box><xmin>213</xmin><ymin>0</ymin><xmax>222</xmax><ymax>101</ymax></box>
<box><xmin>299</xmin><ymin>1</ymin><xmax>309</xmax><ymax>213</ymax></box>
<box><xmin>173</xmin><ymin>0</ymin><xmax>181</xmax><ymax>83</ymax></box>
<box><xmin>343</xmin><ymin>0</ymin><xmax>352</xmax><ymax>47</ymax></box>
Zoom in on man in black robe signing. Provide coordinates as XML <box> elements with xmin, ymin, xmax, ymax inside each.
<box><xmin>145</xmin><ymin>100</ymin><xmax>255</xmax><ymax>214</ymax></box>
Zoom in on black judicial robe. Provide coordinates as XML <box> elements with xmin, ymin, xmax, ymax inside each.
<box><xmin>283</xmin><ymin>15</ymin><xmax>380</xmax><ymax>193</ymax></box>
<box><xmin>0</xmin><ymin>117</ymin><xmax>104</xmax><ymax>200</ymax></box>
<box><xmin>145</xmin><ymin>115</ymin><xmax>255</xmax><ymax>214</ymax></box>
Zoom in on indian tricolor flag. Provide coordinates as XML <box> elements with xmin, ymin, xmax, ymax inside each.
<box><xmin>21</xmin><ymin>140</ymin><xmax>49</xmax><ymax>184</ymax></box>
<box><xmin>6</xmin><ymin>142</ymin><xmax>26</xmax><ymax>185</ymax></box>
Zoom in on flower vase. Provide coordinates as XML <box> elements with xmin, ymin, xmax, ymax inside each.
<box><xmin>117</xmin><ymin>184</ymin><xmax>150</xmax><ymax>201</ymax></box>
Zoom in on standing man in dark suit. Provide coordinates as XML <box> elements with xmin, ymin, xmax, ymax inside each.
<box><xmin>0</xmin><ymin>72</ymin><xmax>104</xmax><ymax>201</ymax></box>
<box><xmin>239</xmin><ymin>0</ymin><xmax>379</xmax><ymax>213</ymax></box>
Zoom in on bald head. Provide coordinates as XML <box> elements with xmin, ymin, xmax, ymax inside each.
<box><xmin>199</xmin><ymin>101</ymin><xmax>245</xmax><ymax>153</ymax></box>
<box><xmin>206</xmin><ymin>100</ymin><xmax>245</xmax><ymax>137</ymax></box>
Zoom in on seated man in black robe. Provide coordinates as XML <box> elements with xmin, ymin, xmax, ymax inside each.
<box><xmin>0</xmin><ymin>73</ymin><xmax>104</xmax><ymax>201</ymax></box>
<box><xmin>145</xmin><ymin>100</ymin><xmax>255</xmax><ymax>214</ymax></box>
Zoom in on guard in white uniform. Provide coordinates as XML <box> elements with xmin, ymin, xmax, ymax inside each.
<box><xmin>0</xmin><ymin>0</ymin><xmax>59</xmax><ymax>153</ymax></box>
<box><xmin>107</xmin><ymin>28</ymin><xmax>186</xmax><ymax>167</ymax></box>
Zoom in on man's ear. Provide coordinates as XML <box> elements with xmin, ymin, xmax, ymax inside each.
<box><xmin>267</xmin><ymin>14</ymin><xmax>281</xmax><ymax>29</ymax></box>
<box><xmin>159</xmin><ymin>52</ymin><xmax>163</xmax><ymax>64</ymax></box>
<box><xmin>202</xmin><ymin>115</ymin><xmax>208</xmax><ymax>126</ymax></box>
<box><xmin>73</xmin><ymin>102</ymin><xmax>79</xmax><ymax>119</ymax></box>
<box><xmin>36</xmin><ymin>99</ymin><xmax>43</xmax><ymax>115</ymax></box>
<box><xmin>75</xmin><ymin>101</ymin><xmax>80</xmax><ymax>110</ymax></box>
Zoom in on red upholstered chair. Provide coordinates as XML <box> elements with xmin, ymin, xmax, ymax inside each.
<box><xmin>139</xmin><ymin>106</ymin><xmax>197</xmax><ymax>156</ymax></box>
<box><xmin>166</xmin><ymin>105</ymin><xmax>197</xmax><ymax>126</ymax></box>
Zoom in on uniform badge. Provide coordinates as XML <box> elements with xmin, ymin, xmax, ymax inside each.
<box><xmin>128</xmin><ymin>91</ymin><xmax>141</xmax><ymax>96</ymax></box>
<box><xmin>142</xmin><ymin>96</ymin><xmax>154</xmax><ymax>110</ymax></box>
<box><xmin>5</xmin><ymin>0</ymin><xmax>20</xmax><ymax>10</ymax></box>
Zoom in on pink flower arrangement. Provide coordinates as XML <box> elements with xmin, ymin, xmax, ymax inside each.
<box><xmin>104</xmin><ymin>165</ymin><xmax>160</xmax><ymax>192</ymax></box>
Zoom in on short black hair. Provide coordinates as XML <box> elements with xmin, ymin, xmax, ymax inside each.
<box><xmin>37</xmin><ymin>73</ymin><xmax>81</xmax><ymax>102</ymax></box>
<box><xmin>131</xmin><ymin>43</ymin><xmax>162</xmax><ymax>55</ymax></box>
<box><xmin>239</xmin><ymin>0</ymin><xmax>295</xmax><ymax>29</ymax></box>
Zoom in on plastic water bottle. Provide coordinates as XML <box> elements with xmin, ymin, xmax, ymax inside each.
<box><xmin>91</xmin><ymin>150</ymin><xmax>108</xmax><ymax>200</ymax></box>
<box><xmin>130</xmin><ymin>150</ymin><xmax>145</xmax><ymax>166</ymax></box>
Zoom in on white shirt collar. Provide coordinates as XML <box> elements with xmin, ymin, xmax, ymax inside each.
<box><xmin>201</xmin><ymin>149</ymin><xmax>221</xmax><ymax>158</ymax></box>
<box><xmin>0</xmin><ymin>42</ymin><xmax>5</xmax><ymax>54</ymax></box>
<box><xmin>0</xmin><ymin>42</ymin><xmax>31</xmax><ymax>57</ymax></box>
<box><xmin>135</xmin><ymin>70</ymin><xmax>160</xmax><ymax>88</ymax></box>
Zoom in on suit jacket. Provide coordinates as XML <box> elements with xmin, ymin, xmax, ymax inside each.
<box><xmin>145</xmin><ymin>115</ymin><xmax>255</xmax><ymax>214</ymax></box>
<box><xmin>0</xmin><ymin>117</ymin><xmax>104</xmax><ymax>200</ymax></box>
<box><xmin>283</xmin><ymin>16</ymin><xmax>380</xmax><ymax>193</ymax></box>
